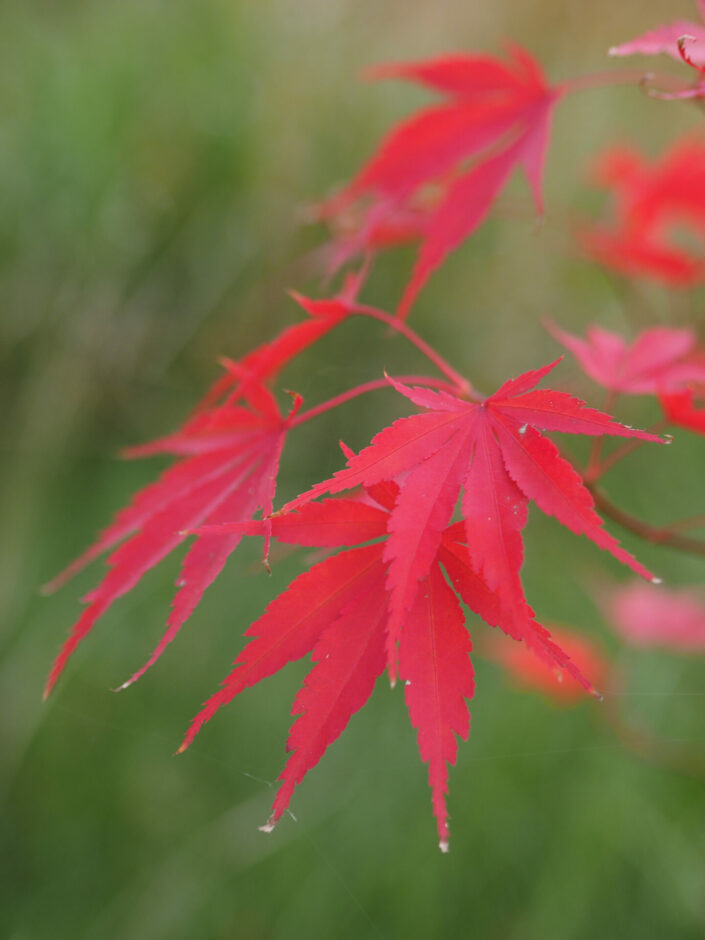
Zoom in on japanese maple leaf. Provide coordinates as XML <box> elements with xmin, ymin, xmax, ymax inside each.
<box><xmin>284</xmin><ymin>360</ymin><xmax>662</xmax><ymax>682</ymax></box>
<box><xmin>180</xmin><ymin>480</ymin><xmax>597</xmax><ymax>851</ymax></box>
<box><xmin>321</xmin><ymin>45</ymin><xmax>562</xmax><ymax>317</ymax></box>
<box><xmin>660</xmin><ymin>387</ymin><xmax>705</xmax><ymax>434</ymax></box>
<box><xmin>577</xmin><ymin>140</ymin><xmax>705</xmax><ymax>286</ymax></box>
<box><xmin>606</xmin><ymin>581</ymin><xmax>705</xmax><ymax>652</ymax></box>
<box><xmin>42</xmin><ymin>376</ymin><xmax>298</xmax><ymax>698</ymax></box>
<box><xmin>482</xmin><ymin>623</ymin><xmax>608</xmax><ymax>705</ymax></box>
<box><xmin>546</xmin><ymin>321</ymin><xmax>705</xmax><ymax>395</ymax></box>
<box><xmin>609</xmin><ymin>2</ymin><xmax>705</xmax><ymax>69</ymax></box>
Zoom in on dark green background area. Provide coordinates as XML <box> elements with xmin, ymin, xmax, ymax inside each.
<box><xmin>2</xmin><ymin>1</ymin><xmax>704</xmax><ymax>937</ymax></box>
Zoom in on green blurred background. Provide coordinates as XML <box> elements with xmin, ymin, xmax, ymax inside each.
<box><xmin>2</xmin><ymin>1</ymin><xmax>705</xmax><ymax>937</ymax></box>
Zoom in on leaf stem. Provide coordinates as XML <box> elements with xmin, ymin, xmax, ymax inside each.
<box><xmin>289</xmin><ymin>375</ymin><xmax>456</xmax><ymax>429</ymax></box>
<box><xmin>562</xmin><ymin>68</ymin><xmax>691</xmax><ymax>95</ymax></box>
<box><xmin>349</xmin><ymin>301</ymin><xmax>474</xmax><ymax>396</ymax></box>
<box><xmin>587</xmin><ymin>483</ymin><xmax>705</xmax><ymax>559</ymax></box>
<box><xmin>585</xmin><ymin>391</ymin><xmax>617</xmax><ymax>480</ymax></box>
<box><xmin>585</xmin><ymin>418</ymin><xmax>669</xmax><ymax>483</ymax></box>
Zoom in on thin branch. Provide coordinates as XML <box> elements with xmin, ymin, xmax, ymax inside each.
<box><xmin>663</xmin><ymin>511</ymin><xmax>705</xmax><ymax>534</ymax></box>
<box><xmin>585</xmin><ymin>390</ymin><xmax>617</xmax><ymax>481</ymax></box>
<box><xmin>588</xmin><ymin>483</ymin><xmax>705</xmax><ymax>559</ymax></box>
<box><xmin>585</xmin><ymin>419</ymin><xmax>670</xmax><ymax>483</ymax></box>
<box><xmin>289</xmin><ymin>375</ymin><xmax>455</xmax><ymax>429</ymax></box>
<box><xmin>562</xmin><ymin>68</ymin><xmax>693</xmax><ymax>95</ymax></box>
<box><xmin>348</xmin><ymin>301</ymin><xmax>474</xmax><ymax>396</ymax></box>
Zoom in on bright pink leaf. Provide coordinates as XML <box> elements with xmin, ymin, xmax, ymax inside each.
<box><xmin>364</xmin><ymin>53</ymin><xmax>522</xmax><ymax>97</ymax></box>
<box><xmin>179</xmin><ymin>544</ymin><xmax>386</xmax><ymax>752</ymax></box>
<box><xmin>607</xmin><ymin>581</ymin><xmax>705</xmax><ymax>652</ymax></box>
<box><xmin>397</xmin><ymin>140</ymin><xmax>521</xmax><ymax>318</ymax></box>
<box><xmin>117</xmin><ymin>431</ymin><xmax>288</xmax><ymax>690</ymax></box>
<box><xmin>44</xmin><ymin>379</ymin><xmax>293</xmax><ymax>698</ymax></box>
<box><xmin>322</xmin><ymin>45</ymin><xmax>562</xmax><ymax>315</ymax></box>
<box><xmin>285</xmin><ymin>411</ymin><xmax>467</xmax><ymax>507</ymax></box>
<box><xmin>335</xmin><ymin>100</ymin><xmax>523</xmax><ymax>206</ymax></box>
<box><xmin>547</xmin><ymin>321</ymin><xmax>705</xmax><ymax>395</ymax></box>
<box><xmin>439</xmin><ymin>537</ymin><xmax>595</xmax><ymax>694</ymax></box>
<box><xmin>181</xmin><ymin>447</ymin><xmax>601</xmax><ymax>847</ymax></box>
<box><xmin>383</xmin><ymin>426</ymin><xmax>475</xmax><ymax>677</ymax></box>
<box><xmin>577</xmin><ymin>138</ymin><xmax>705</xmax><ymax>286</ymax></box>
<box><xmin>265</xmin><ymin>574</ymin><xmax>388</xmax><ymax>829</ymax></box>
<box><xmin>285</xmin><ymin>360</ymin><xmax>661</xmax><ymax>638</ymax></box>
<box><xmin>493</xmin><ymin>418</ymin><xmax>653</xmax><ymax>580</ymax></box>
<box><xmin>609</xmin><ymin>3</ymin><xmax>705</xmax><ymax>67</ymax></box>
<box><xmin>195</xmin><ymin>498</ymin><xmax>390</xmax><ymax>547</ymax></box>
<box><xmin>399</xmin><ymin>566</ymin><xmax>474</xmax><ymax>852</ymax></box>
<box><xmin>462</xmin><ymin>418</ymin><xmax>528</xmax><ymax>594</ymax></box>
<box><xmin>497</xmin><ymin>390</ymin><xmax>663</xmax><ymax>439</ymax></box>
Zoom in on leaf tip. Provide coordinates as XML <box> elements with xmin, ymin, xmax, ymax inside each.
<box><xmin>259</xmin><ymin>816</ymin><xmax>277</xmax><ymax>834</ymax></box>
<box><xmin>339</xmin><ymin>439</ymin><xmax>355</xmax><ymax>461</ymax></box>
<box><xmin>439</xmin><ymin>839</ymin><xmax>450</xmax><ymax>854</ymax></box>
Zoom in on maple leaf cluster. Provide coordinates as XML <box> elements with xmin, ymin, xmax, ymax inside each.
<box><xmin>44</xmin><ymin>27</ymin><xmax>705</xmax><ymax>851</ymax></box>
<box><xmin>319</xmin><ymin>44</ymin><xmax>562</xmax><ymax>317</ymax></box>
<box><xmin>577</xmin><ymin>139</ymin><xmax>705</xmax><ymax>286</ymax></box>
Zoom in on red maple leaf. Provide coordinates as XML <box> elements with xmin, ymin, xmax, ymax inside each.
<box><xmin>322</xmin><ymin>45</ymin><xmax>562</xmax><ymax>317</ymax></box>
<box><xmin>179</xmin><ymin>477</ymin><xmax>599</xmax><ymax>851</ymax></box>
<box><xmin>577</xmin><ymin>140</ymin><xmax>705</xmax><ymax>285</ymax></box>
<box><xmin>284</xmin><ymin>361</ymin><xmax>662</xmax><ymax>683</ymax></box>
<box><xmin>546</xmin><ymin>321</ymin><xmax>705</xmax><ymax>395</ymax></box>
<box><xmin>42</xmin><ymin>375</ymin><xmax>298</xmax><ymax>698</ymax></box>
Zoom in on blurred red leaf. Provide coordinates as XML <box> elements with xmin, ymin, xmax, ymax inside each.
<box><xmin>483</xmin><ymin>624</ymin><xmax>608</xmax><ymax>704</ymax></box>
<box><xmin>610</xmin><ymin>2</ymin><xmax>705</xmax><ymax>63</ymax></box>
<box><xmin>547</xmin><ymin>321</ymin><xmax>705</xmax><ymax>395</ymax></box>
<box><xmin>322</xmin><ymin>45</ymin><xmax>562</xmax><ymax>316</ymax></box>
<box><xmin>660</xmin><ymin>387</ymin><xmax>705</xmax><ymax>434</ymax></box>
<box><xmin>578</xmin><ymin>140</ymin><xmax>705</xmax><ymax>285</ymax></box>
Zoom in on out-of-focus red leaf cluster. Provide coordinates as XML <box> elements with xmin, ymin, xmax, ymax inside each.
<box><xmin>578</xmin><ymin>139</ymin><xmax>705</xmax><ymax>286</ymax></box>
